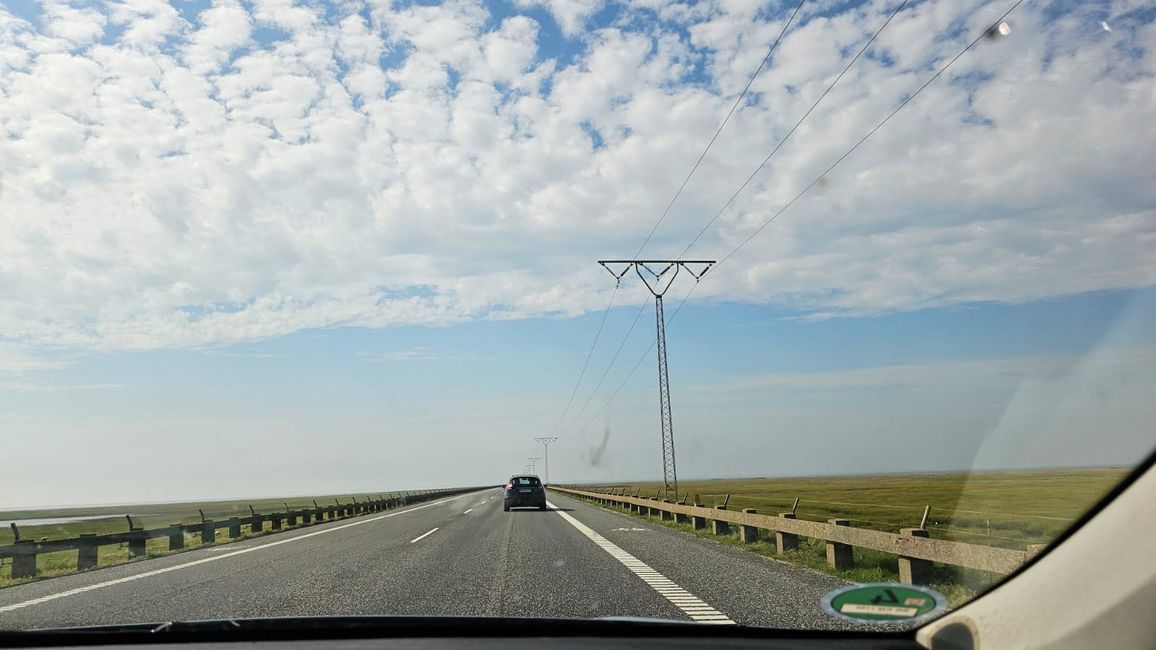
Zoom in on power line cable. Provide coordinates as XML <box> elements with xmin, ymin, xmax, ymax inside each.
<box><xmin>559</xmin><ymin>301</ymin><xmax>649</xmax><ymax>437</ymax></box>
<box><xmin>547</xmin><ymin>283</ymin><xmax>620</xmax><ymax>436</ymax></box>
<box><xmin>567</xmin><ymin>0</ymin><xmax>1026</xmax><ymax>436</ymax></box>
<box><xmin>677</xmin><ymin>0</ymin><xmax>912</xmax><ymax>259</ymax></box>
<box><xmin>717</xmin><ymin>0</ymin><xmax>1026</xmax><ymax>268</ymax></box>
<box><xmin>558</xmin><ymin>1</ymin><xmax>811</xmax><ymax>438</ymax></box>
<box><xmin>633</xmin><ymin>0</ymin><xmax>809</xmax><ymax>259</ymax></box>
<box><xmin>547</xmin><ymin>0</ymin><xmax>809</xmax><ymax>441</ymax></box>
<box><xmin>564</xmin><ymin>0</ymin><xmax>904</xmax><ymax>437</ymax></box>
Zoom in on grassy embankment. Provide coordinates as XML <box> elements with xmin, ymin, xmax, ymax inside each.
<box><xmin>579</xmin><ymin>468</ymin><xmax>1128</xmax><ymax>605</ymax></box>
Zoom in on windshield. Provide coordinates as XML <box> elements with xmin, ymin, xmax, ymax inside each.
<box><xmin>1</xmin><ymin>0</ymin><xmax>1154</xmax><ymax>634</ymax></box>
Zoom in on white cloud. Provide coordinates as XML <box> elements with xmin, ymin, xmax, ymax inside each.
<box><xmin>358</xmin><ymin>346</ymin><xmax>485</xmax><ymax>362</ymax></box>
<box><xmin>0</xmin><ymin>0</ymin><xmax>1152</xmax><ymax>355</ymax></box>
<box><xmin>513</xmin><ymin>0</ymin><xmax>603</xmax><ymax>38</ymax></box>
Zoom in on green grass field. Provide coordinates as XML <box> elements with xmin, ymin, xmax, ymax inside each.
<box><xmin>597</xmin><ymin>468</ymin><xmax>1128</xmax><ymax>548</ymax></box>
<box><xmin>0</xmin><ymin>491</ymin><xmax>415</xmax><ymax>586</ymax></box>
<box><xmin>581</xmin><ymin>468</ymin><xmax>1130</xmax><ymax>605</ymax></box>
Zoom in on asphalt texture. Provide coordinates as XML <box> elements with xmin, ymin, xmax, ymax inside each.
<box><xmin>0</xmin><ymin>490</ymin><xmax>858</xmax><ymax>630</ymax></box>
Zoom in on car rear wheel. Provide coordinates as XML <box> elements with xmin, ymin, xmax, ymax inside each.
<box><xmin>538</xmin><ymin>504</ymin><xmax>547</xmax><ymax>511</ymax></box>
<box><xmin>503</xmin><ymin>504</ymin><xmax>510</xmax><ymax>512</ymax></box>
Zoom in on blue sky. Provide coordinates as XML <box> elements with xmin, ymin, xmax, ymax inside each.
<box><xmin>1</xmin><ymin>0</ymin><xmax>1154</xmax><ymax>507</ymax></box>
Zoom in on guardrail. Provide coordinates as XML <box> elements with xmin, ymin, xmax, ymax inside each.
<box><xmin>1</xmin><ymin>488</ymin><xmax>483</xmax><ymax>581</ymax></box>
<box><xmin>552</xmin><ymin>486</ymin><xmax>1046</xmax><ymax>584</ymax></box>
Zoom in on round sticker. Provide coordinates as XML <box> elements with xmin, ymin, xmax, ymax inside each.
<box><xmin>820</xmin><ymin>583</ymin><xmax>947</xmax><ymax>625</ymax></box>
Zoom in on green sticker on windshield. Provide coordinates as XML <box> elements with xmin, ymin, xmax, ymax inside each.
<box><xmin>820</xmin><ymin>583</ymin><xmax>946</xmax><ymax>624</ymax></box>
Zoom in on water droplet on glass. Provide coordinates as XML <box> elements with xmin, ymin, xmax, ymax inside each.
<box><xmin>986</xmin><ymin>21</ymin><xmax>1012</xmax><ymax>39</ymax></box>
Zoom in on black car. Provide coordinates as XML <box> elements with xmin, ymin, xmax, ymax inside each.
<box><xmin>504</xmin><ymin>475</ymin><xmax>547</xmax><ymax>511</ymax></box>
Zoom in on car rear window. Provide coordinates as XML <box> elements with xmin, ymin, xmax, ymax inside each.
<box><xmin>511</xmin><ymin>477</ymin><xmax>540</xmax><ymax>486</ymax></box>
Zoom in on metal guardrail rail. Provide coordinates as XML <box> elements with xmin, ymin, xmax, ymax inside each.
<box><xmin>1</xmin><ymin>488</ymin><xmax>484</xmax><ymax>580</ymax></box>
<box><xmin>552</xmin><ymin>486</ymin><xmax>1045</xmax><ymax>583</ymax></box>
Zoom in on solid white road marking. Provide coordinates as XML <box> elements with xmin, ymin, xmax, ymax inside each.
<box><xmin>409</xmin><ymin>528</ymin><xmax>439</xmax><ymax>543</ymax></box>
<box><xmin>545</xmin><ymin>500</ymin><xmax>735</xmax><ymax>625</ymax></box>
<box><xmin>0</xmin><ymin>492</ymin><xmax>477</xmax><ymax>615</ymax></box>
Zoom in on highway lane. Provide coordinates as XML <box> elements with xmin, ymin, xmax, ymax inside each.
<box><xmin>0</xmin><ymin>488</ymin><xmax>855</xmax><ymax>630</ymax></box>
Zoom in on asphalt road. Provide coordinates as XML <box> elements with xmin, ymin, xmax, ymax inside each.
<box><xmin>0</xmin><ymin>490</ymin><xmax>855</xmax><ymax>630</ymax></box>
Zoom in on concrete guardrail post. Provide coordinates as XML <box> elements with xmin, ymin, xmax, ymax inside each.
<box><xmin>826</xmin><ymin>519</ymin><xmax>854</xmax><ymax>570</ymax></box>
<box><xmin>740</xmin><ymin>509</ymin><xmax>759</xmax><ymax>543</ymax></box>
<box><xmin>251</xmin><ymin>515</ymin><xmax>263</xmax><ymax>534</ymax></box>
<box><xmin>128</xmin><ymin>529</ymin><xmax>146</xmax><ymax>559</ymax></box>
<box><xmin>660</xmin><ymin>500</ymin><xmax>673</xmax><ymax>521</ymax></box>
<box><xmin>898</xmin><ymin>528</ymin><xmax>932</xmax><ymax>584</ymax></box>
<box><xmin>201</xmin><ymin>520</ymin><xmax>215</xmax><ymax>545</ymax></box>
<box><xmin>711</xmin><ymin>505</ymin><xmax>731</xmax><ymax>535</ymax></box>
<box><xmin>302</xmin><ymin>511</ymin><xmax>312</xmax><ymax>525</ymax></box>
<box><xmin>776</xmin><ymin>513</ymin><xmax>798</xmax><ymax>553</ymax></box>
<box><xmin>11</xmin><ymin>541</ymin><xmax>36</xmax><ymax>579</ymax></box>
<box><xmin>168</xmin><ymin>524</ymin><xmax>185</xmax><ymax>550</ymax></box>
<box><xmin>691</xmin><ymin>502</ymin><xmax>707</xmax><ymax>530</ymax></box>
<box><xmin>287</xmin><ymin>511</ymin><xmax>297</xmax><ymax>526</ymax></box>
<box><xmin>270</xmin><ymin>513</ymin><xmax>282</xmax><ymax>530</ymax></box>
<box><xmin>228</xmin><ymin>518</ymin><xmax>241</xmax><ymax>538</ymax></box>
<box><xmin>77</xmin><ymin>533</ymin><xmax>99</xmax><ymax>570</ymax></box>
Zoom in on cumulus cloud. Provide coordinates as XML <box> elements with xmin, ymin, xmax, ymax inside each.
<box><xmin>0</xmin><ymin>0</ymin><xmax>1153</xmax><ymax>354</ymax></box>
<box><xmin>513</xmin><ymin>0</ymin><xmax>603</xmax><ymax>38</ymax></box>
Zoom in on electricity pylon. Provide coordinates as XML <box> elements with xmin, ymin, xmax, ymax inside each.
<box><xmin>597</xmin><ymin>260</ymin><xmax>714</xmax><ymax>499</ymax></box>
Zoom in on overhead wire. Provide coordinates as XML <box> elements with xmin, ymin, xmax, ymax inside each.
<box><xmin>632</xmin><ymin>0</ymin><xmax>809</xmax><ymax>259</ymax></box>
<box><xmin>565</xmin><ymin>0</ymin><xmax>1027</xmax><ymax>438</ymax></box>
<box><xmin>717</xmin><ymin>0</ymin><xmax>1027</xmax><ymax>268</ymax></box>
<box><xmin>558</xmin><ymin>300</ymin><xmax>649</xmax><ymax>437</ymax></box>
<box><xmin>546</xmin><ymin>283</ymin><xmax>621</xmax><ymax>437</ymax></box>
<box><xmin>676</xmin><ymin>0</ymin><xmax>912</xmax><ymax>259</ymax></box>
<box><xmin>554</xmin><ymin>0</ymin><xmax>810</xmax><ymax>439</ymax></box>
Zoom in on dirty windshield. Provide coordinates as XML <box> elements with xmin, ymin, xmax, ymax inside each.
<box><xmin>1</xmin><ymin>0</ymin><xmax>1154</xmax><ymax>633</ymax></box>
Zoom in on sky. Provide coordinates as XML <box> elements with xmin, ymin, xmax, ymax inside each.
<box><xmin>1</xmin><ymin>0</ymin><xmax>1154</xmax><ymax>508</ymax></box>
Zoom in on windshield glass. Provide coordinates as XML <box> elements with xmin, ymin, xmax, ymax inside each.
<box><xmin>1</xmin><ymin>0</ymin><xmax>1154</xmax><ymax>634</ymax></box>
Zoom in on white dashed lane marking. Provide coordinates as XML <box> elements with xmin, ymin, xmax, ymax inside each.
<box><xmin>463</xmin><ymin>509</ymin><xmax>473</xmax><ymax>514</ymax></box>
<box><xmin>546</xmin><ymin>500</ymin><xmax>735</xmax><ymax>625</ymax></box>
<box><xmin>409</xmin><ymin>528</ymin><xmax>439</xmax><ymax>543</ymax></box>
<box><xmin>0</xmin><ymin>493</ymin><xmax>476</xmax><ymax>615</ymax></box>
